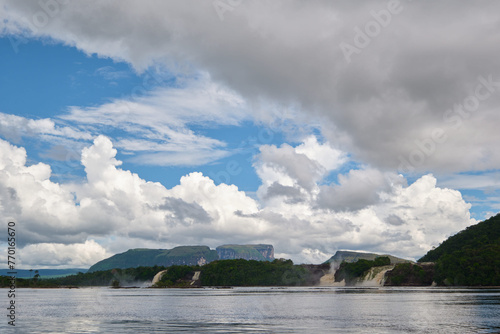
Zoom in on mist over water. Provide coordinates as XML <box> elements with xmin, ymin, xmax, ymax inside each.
<box><xmin>2</xmin><ymin>287</ymin><xmax>500</xmax><ymax>333</ymax></box>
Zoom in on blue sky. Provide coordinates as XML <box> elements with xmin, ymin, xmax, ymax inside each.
<box><xmin>0</xmin><ymin>39</ymin><xmax>281</xmax><ymax>190</ymax></box>
<box><xmin>0</xmin><ymin>1</ymin><xmax>499</xmax><ymax>268</ymax></box>
<box><xmin>1</xmin><ymin>38</ymin><xmax>493</xmax><ymax>215</ymax></box>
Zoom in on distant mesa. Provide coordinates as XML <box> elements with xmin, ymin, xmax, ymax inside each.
<box><xmin>324</xmin><ymin>250</ymin><xmax>410</xmax><ymax>268</ymax></box>
<box><xmin>317</xmin><ymin>250</ymin><xmax>412</xmax><ymax>287</ymax></box>
<box><xmin>88</xmin><ymin>244</ymin><xmax>274</xmax><ymax>272</ymax></box>
<box><xmin>321</xmin><ymin>212</ymin><xmax>500</xmax><ymax>287</ymax></box>
<box><xmin>217</xmin><ymin>244</ymin><xmax>274</xmax><ymax>261</ymax></box>
<box><xmin>88</xmin><ymin>246</ymin><xmax>218</xmax><ymax>272</ymax></box>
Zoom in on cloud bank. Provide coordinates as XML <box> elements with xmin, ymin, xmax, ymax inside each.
<box><xmin>1</xmin><ymin>1</ymin><xmax>493</xmax><ymax>267</ymax></box>
<box><xmin>2</xmin><ymin>0</ymin><xmax>500</xmax><ymax>172</ymax></box>
<box><xmin>0</xmin><ymin>137</ymin><xmax>473</xmax><ymax>267</ymax></box>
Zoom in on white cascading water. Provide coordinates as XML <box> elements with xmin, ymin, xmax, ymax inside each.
<box><xmin>356</xmin><ymin>265</ymin><xmax>395</xmax><ymax>287</ymax></box>
<box><xmin>151</xmin><ymin>270</ymin><xmax>168</xmax><ymax>285</ymax></box>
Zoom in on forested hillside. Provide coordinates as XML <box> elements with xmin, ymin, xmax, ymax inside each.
<box><xmin>418</xmin><ymin>213</ymin><xmax>500</xmax><ymax>286</ymax></box>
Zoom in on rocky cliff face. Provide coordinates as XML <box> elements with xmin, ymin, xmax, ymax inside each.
<box><xmin>253</xmin><ymin>244</ymin><xmax>274</xmax><ymax>260</ymax></box>
<box><xmin>216</xmin><ymin>244</ymin><xmax>274</xmax><ymax>261</ymax></box>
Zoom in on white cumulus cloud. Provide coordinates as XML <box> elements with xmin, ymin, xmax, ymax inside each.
<box><xmin>0</xmin><ymin>136</ymin><xmax>475</xmax><ymax>266</ymax></box>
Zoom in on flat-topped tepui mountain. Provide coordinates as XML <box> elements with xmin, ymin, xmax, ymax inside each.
<box><xmin>88</xmin><ymin>244</ymin><xmax>275</xmax><ymax>272</ymax></box>
<box><xmin>324</xmin><ymin>250</ymin><xmax>411</xmax><ymax>267</ymax></box>
<box><xmin>217</xmin><ymin>244</ymin><xmax>274</xmax><ymax>261</ymax></box>
<box><xmin>88</xmin><ymin>246</ymin><xmax>219</xmax><ymax>272</ymax></box>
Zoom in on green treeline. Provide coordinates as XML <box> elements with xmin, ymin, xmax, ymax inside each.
<box><xmin>418</xmin><ymin>213</ymin><xmax>500</xmax><ymax>286</ymax></box>
<box><xmin>3</xmin><ymin>213</ymin><xmax>499</xmax><ymax>288</ymax></box>
<box><xmin>0</xmin><ymin>265</ymin><xmax>167</xmax><ymax>288</ymax></box>
<box><xmin>432</xmin><ymin>245</ymin><xmax>500</xmax><ymax>286</ymax></box>
<box><xmin>155</xmin><ymin>265</ymin><xmax>199</xmax><ymax>287</ymax></box>
<box><xmin>200</xmin><ymin>259</ymin><xmax>307</xmax><ymax>286</ymax></box>
<box><xmin>384</xmin><ymin>263</ymin><xmax>434</xmax><ymax>286</ymax></box>
<box><xmin>0</xmin><ymin>275</ymin><xmax>33</xmax><ymax>288</ymax></box>
<box><xmin>52</xmin><ymin>265</ymin><xmax>167</xmax><ymax>286</ymax></box>
<box><xmin>0</xmin><ymin>260</ymin><xmax>309</xmax><ymax>288</ymax></box>
<box><xmin>157</xmin><ymin>259</ymin><xmax>308</xmax><ymax>287</ymax></box>
<box><xmin>334</xmin><ymin>256</ymin><xmax>390</xmax><ymax>283</ymax></box>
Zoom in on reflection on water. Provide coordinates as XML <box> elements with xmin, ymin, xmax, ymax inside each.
<box><xmin>1</xmin><ymin>287</ymin><xmax>500</xmax><ymax>333</ymax></box>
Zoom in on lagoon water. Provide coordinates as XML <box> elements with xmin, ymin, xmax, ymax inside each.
<box><xmin>2</xmin><ymin>287</ymin><xmax>500</xmax><ymax>333</ymax></box>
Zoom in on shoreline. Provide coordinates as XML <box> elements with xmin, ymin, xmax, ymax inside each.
<box><xmin>3</xmin><ymin>285</ymin><xmax>500</xmax><ymax>289</ymax></box>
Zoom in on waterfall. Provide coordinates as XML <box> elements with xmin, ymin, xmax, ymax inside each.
<box><xmin>356</xmin><ymin>265</ymin><xmax>394</xmax><ymax>287</ymax></box>
<box><xmin>151</xmin><ymin>269</ymin><xmax>168</xmax><ymax>285</ymax></box>
<box><xmin>190</xmin><ymin>271</ymin><xmax>201</xmax><ymax>285</ymax></box>
<box><xmin>319</xmin><ymin>272</ymin><xmax>347</xmax><ymax>286</ymax></box>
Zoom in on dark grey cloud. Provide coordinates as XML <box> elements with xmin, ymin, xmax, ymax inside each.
<box><xmin>264</xmin><ymin>182</ymin><xmax>305</xmax><ymax>204</ymax></box>
<box><xmin>3</xmin><ymin>0</ymin><xmax>500</xmax><ymax>173</ymax></box>
<box><xmin>160</xmin><ymin>197</ymin><xmax>212</xmax><ymax>226</ymax></box>
<box><xmin>385</xmin><ymin>214</ymin><xmax>405</xmax><ymax>226</ymax></box>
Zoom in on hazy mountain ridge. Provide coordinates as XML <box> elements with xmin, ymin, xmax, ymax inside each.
<box><xmin>0</xmin><ymin>268</ymin><xmax>87</xmax><ymax>279</ymax></box>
